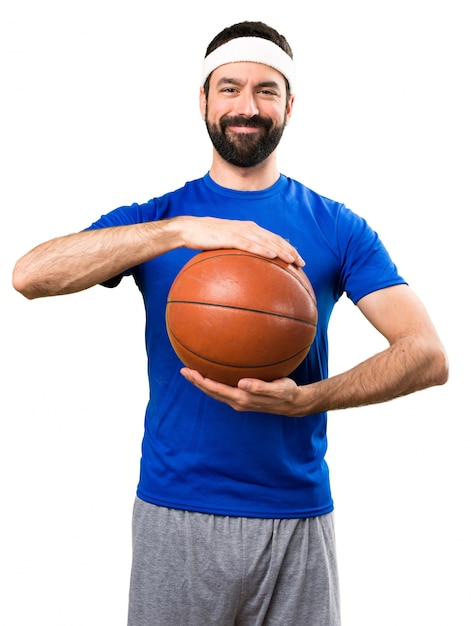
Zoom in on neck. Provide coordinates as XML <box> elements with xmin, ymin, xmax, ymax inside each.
<box><xmin>208</xmin><ymin>151</ymin><xmax>280</xmax><ymax>191</ymax></box>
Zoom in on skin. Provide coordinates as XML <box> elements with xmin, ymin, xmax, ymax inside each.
<box><xmin>12</xmin><ymin>61</ymin><xmax>449</xmax><ymax>416</ymax></box>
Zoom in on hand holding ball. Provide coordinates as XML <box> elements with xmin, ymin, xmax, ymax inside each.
<box><xmin>166</xmin><ymin>249</ymin><xmax>317</xmax><ymax>386</ymax></box>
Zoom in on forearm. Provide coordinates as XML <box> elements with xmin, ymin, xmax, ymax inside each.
<box><xmin>296</xmin><ymin>335</ymin><xmax>448</xmax><ymax>416</ymax></box>
<box><xmin>13</xmin><ymin>215</ymin><xmax>305</xmax><ymax>300</ymax></box>
<box><xmin>12</xmin><ymin>219</ymin><xmax>183</xmax><ymax>299</ymax></box>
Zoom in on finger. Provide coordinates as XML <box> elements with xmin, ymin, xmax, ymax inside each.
<box><xmin>180</xmin><ymin>367</ymin><xmax>239</xmax><ymax>394</ymax></box>
<box><xmin>246</xmin><ymin>234</ymin><xmax>305</xmax><ymax>268</ymax></box>
<box><xmin>219</xmin><ymin>220</ymin><xmax>305</xmax><ymax>267</ymax></box>
<box><xmin>237</xmin><ymin>377</ymin><xmax>286</xmax><ymax>394</ymax></box>
<box><xmin>271</xmin><ymin>242</ymin><xmax>305</xmax><ymax>267</ymax></box>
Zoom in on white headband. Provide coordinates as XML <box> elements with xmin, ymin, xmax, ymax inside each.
<box><xmin>201</xmin><ymin>37</ymin><xmax>295</xmax><ymax>91</ymax></box>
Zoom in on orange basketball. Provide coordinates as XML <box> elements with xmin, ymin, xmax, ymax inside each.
<box><xmin>166</xmin><ymin>249</ymin><xmax>317</xmax><ymax>386</ymax></box>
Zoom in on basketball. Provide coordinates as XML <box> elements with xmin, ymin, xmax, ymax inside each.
<box><xmin>165</xmin><ymin>249</ymin><xmax>318</xmax><ymax>386</ymax></box>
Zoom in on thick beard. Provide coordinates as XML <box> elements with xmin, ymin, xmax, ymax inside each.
<box><xmin>205</xmin><ymin>113</ymin><xmax>286</xmax><ymax>168</ymax></box>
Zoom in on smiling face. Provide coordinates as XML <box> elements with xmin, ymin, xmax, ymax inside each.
<box><xmin>200</xmin><ymin>62</ymin><xmax>295</xmax><ymax>168</ymax></box>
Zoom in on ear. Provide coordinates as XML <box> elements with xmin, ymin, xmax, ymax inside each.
<box><xmin>199</xmin><ymin>87</ymin><xmax>207</xmax><ymax>121</ymax></box>
<box><xmin>285</xmin><ymin>93</ymin><xmax>295</xmax><ymax>125</ymax></box>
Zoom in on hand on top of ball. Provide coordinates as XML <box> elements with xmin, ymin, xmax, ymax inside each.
<box><xmin>180</xmin><ymin>367</ymin><xmax>309</xmax><ymax>417</ymax></box>
<box><xmin>177</xmin><ymin>216</ymin><xmax>306</xmax><ymax>268</ymax></box>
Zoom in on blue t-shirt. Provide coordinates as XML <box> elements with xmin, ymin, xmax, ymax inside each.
<box><xmin>87</xmin><ymin>173</ymin><xmax>406</xmax><ymax>518</ymax></box>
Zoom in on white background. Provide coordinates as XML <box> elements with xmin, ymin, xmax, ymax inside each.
<box><xmin>1</xmin><ymin>1</ymin><xmax>469</xmax><ymax>624</ymax></box>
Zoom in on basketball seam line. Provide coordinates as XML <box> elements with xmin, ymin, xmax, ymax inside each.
<box><xmin>166</xmin><ymin>300</ymin><xmax>317</xmax><ymax>327</ymax></box>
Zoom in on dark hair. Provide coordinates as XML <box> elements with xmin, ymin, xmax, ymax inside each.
<box><xmin>203</xmin><ymin>21</ymin><xmax>293</xmax><ymax>97</ymax></box>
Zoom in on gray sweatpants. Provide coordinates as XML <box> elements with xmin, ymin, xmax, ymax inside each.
<box><xmin>128</xmin><ymin>498</ymin><xmax>341</xmax><ymax>626</ymax></box>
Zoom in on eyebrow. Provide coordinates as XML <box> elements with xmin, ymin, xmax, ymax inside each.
<box><xmin>215</xmin><ymin>76</ymin><xmax>282</xmax><ymax>91</ymax></box>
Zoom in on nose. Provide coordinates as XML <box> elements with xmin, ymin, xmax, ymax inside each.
<box><xmin>235</xmin><ymin>90</ymin><xmax>259</xmax><ymax>118</ymax></box>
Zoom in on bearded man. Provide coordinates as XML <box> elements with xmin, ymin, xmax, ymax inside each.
<box><xmin>13</xmin><ymin>20</ymin><xmax>448</xmax><ymax>626</ymax></box>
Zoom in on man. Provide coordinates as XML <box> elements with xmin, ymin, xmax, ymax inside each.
<box><xmin>13</xmin><ymin>20</ymin><xmax>448</xmax><ymax>626</ymax></box>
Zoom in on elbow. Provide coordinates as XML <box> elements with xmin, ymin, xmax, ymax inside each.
<box><xmin>12</xmin><ymin>261</ymin><xmax>39</xmax><ymax>299</ymax></box>
<box><xmin>431</xmin><ymin>345</ymin><xmax>450</xmax><ymax>387</ymax></box>
<box><xmin>437</xmin><ymin>351</ymin><xmax>450</xmax><ymax>386</ymax></box>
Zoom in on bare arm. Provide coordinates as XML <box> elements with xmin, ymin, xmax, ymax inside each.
<box><xmin>290</xmin><ymin>285</ymin><xmax>449</xmax><ymax>413</ymax></box>
<box><xmin>12</xmin><ymin>216</ymin><xmax>305</xmax><ymax>300</ymax></box>
<box><xmin>181</xmin><ymin>285</ymin><xmax>449</xmax><ymax>415</ymax></box>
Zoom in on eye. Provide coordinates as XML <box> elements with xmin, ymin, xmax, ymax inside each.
<box><xmin>257</xmin><ymin>87</ymin><xmax>281</xmax><ymax>98</ymax></box>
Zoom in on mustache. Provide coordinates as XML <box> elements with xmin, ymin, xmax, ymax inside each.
<box><xmin>220</xmin><ymin>115</ymin><xmax>274</xmax><ymax>131</ymax></box>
